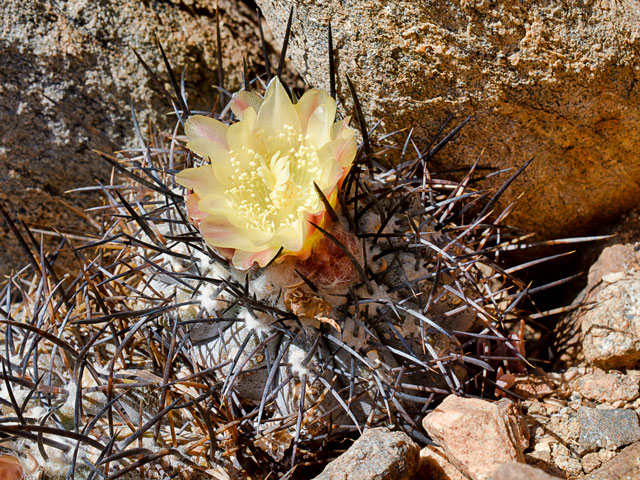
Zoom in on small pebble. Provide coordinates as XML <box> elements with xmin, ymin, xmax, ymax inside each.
<box><xmin>554</xmin><ymin>454</ymin><xmax>582</xmax><ymax>476</ymax></box>
<box><xmin>579</xmin><ymin>407</ymin><xmax>640</xmax><ymax>451</ymax></box>
<box><xmin>581</xmin><ymin>452</ymin><xmax>601</xmax><ymax>474</ymax></box>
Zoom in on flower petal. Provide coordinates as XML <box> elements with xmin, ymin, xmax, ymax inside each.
<box><xmin>331</xmin><ymin>117</ymin><xmax>355</xmax><ymax>139</ymax></box>
<box><xmin>185</xmin><ymin>193</ymin><xmax>207</xmax><ymax>222</ymax></box>
<box><xmin>306</xmin><ymin>109</ymin><xmax>334</xmax><ymax>150</ymax></box>
<box><xmin>327</xmin><ymin>136</ymin><xmax>357</xmax><ymax>169</ymax></box>
<box><xmin>292</xmin><ymin>212</ymin><xmax>327</xmax><ymax>261</ymax></box>
<box><xmin>315</xmin><ymin>142</ymin><xmax>345</xmax><ymax>188</ymax></box>
<box><xmin>256</xmin><ymin>77</ymin><xmax>301</xmax><ymax>154</ymax></box>
<box><xmin>199</xmin><ymin>216</ymin><xmax>269</xmax><ymax>252</ymax></box>
<box><xmin>295</xmin><ymin>89</ymin><xmax>335</xmax><ymax>141</ymax></box>
<box><xmin>226</xmin><ymin>106</ymin><xmax>259</xmax><ymax>157</ymax></box>
<box><xmin>185</xmin><ymin>115</ymin><xmax>229</xmax><ymax>151</ymax></box>
<box><xmin>230</xmin><ymin>91</ymin><xmax>263</xmax><ymax>121</ymax></box>
<box><xmin>196</xmin><ymin>195</ymin><xmax>232</xmax><ymax>217</ymax></box>
<box><xmin>232</xmin><ymin>248</ymin><xmax>281</xmax><ymax>269</ymax></box>
<box><xmin>272</xmin><ymin>222</ymin><xmax>305</xmax><ymax>252</ymax></box>
<box><xmin>217</xmin><ymin>247</ymin><xmax>236</xmax><ymax>261</ymax></box>
<box><xmin>184</xmin><ymin>117</ymin><xmax>235</xmax><ymax>174</ymax></box>
<box><xmin>175</xmin><ymin>165</ymin><xmax>219</xmax><ymax>192</ymax></box>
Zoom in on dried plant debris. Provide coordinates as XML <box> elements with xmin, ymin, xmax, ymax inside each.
<box><xmin>0</xmin><ymin>10</ymin><xmax>605</xmax><ymax>480</ymax></box>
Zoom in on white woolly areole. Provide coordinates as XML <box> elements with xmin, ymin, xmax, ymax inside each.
<box><xmin>7</xmin><ymin>421</ymin><xmax>77</xmax><ymax>479</ymax></box>
<box><xmin>288</xmin><ymin>344</ymin><xmax>310</xmax><ymax>378</ymax></box>
<box><xmin>164</xmin><ymin>242</ymin><xmax>189</xmax><ymax>271</ymax></box>
<box><xmin>239</xmin><ymin>307</ymin><xmax>270</xmax><ymax>333</ymax></box>
<box><xmin>251</xmin><ymin>261</ymin><xmax>300</xmax><ymax>309</ymax></box>
<box><xmin>30</xmin><ymin>442</ymin><xmax>74</xmax><ymax>479</ymax></box>
<box><xmin>247</xmin><ymin>271</ymin><xmax>281</xmax><ymax>305</ymax></box>
<box><xmin>193</xmin><ymin>247</ymin><xmax>212</xmax><ymax>268</ymax></box>
<box><xmin>199</xmin><ymin>283</ymin><xmax>225</xmax><ymax>313</ymax></box>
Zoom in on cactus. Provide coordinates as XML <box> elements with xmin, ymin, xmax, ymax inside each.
<box><xmin>0</xmin><ymin>9</ymin><xmax>599</xmax><ymax>480</ymax></box>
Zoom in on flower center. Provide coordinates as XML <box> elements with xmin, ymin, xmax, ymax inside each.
<box><xmin>224</xmin><ymin>125</ymin><xmax>323</xmax><ymax>234</ymax></box>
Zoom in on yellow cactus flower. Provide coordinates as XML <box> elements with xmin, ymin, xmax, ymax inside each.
<box><xmin>176</xmin><ymin>78</ymin><xmax>357</xmax><ymax>269</ymax></box>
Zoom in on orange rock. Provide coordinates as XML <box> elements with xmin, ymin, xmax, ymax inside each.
<box><xmin>418</xmin><ymin>445</ymin><xmax>468</xmax><ymax>480</ymax></box>
<box><xmin>423</xmin><ymin>395</ymin><xmax>529</xmax><ymax>480</ymax></box>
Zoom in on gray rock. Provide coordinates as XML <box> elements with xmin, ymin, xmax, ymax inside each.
<box><xmin>258</xmin><ymin>0</ymin><xmax>640</xmax><ymax>239</ymax></box>
<box><xmin>0</xmin><ymin>0</ymin><xmax>269</xmax><ymax>276</ymax></box>
<box><xmin>579</xmin><ymin>407</ymin><xmax>640</xmax><ymax>451</ymax></box>
<box><xmin>313</xmin><ymin>427</ymin><xmax>419</xmax><ymax>480</ymax></box>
